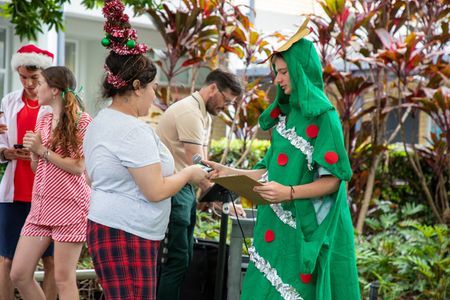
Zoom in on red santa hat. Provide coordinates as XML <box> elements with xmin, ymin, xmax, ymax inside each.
<box><xmin>11</xmin><ymin>44</ymin><xmax>54</xmax><ymax>70</ymax></box>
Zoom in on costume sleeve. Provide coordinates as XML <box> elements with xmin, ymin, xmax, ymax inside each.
<box><xmin>253</xmin><ymin>144</ymin><xmax>273</xmax><ymax>170</ymax></box>
<box><xmin>297</xmin><ymin>181</ymin><xmax>349</xmax><ymax>277</ymax></box>
<box><xmin>311</xmin><ymin>110</ymin><xmax>352</xmax><ymax>181</ymax></box>
<box><xmin>296</xmin><ymin>110</ymin><xmax>352</xmax><ymax>277</ymax></box>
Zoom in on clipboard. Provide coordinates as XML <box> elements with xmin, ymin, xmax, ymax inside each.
<box><xmin>210</xmin><ymin>175</ymin><xmax>270</xmax><ymax>206</ymax></box>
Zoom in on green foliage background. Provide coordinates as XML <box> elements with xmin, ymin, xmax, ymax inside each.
<box><xmin>201</xmin><ymin>140</ymin><xmax>450</xmax><ymax>299</ymax></box>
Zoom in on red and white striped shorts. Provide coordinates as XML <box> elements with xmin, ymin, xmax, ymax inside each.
<box><xmin>21</xmin><ymin>220</ymin><xmax>87</xmax><ymax>243</ymax></box>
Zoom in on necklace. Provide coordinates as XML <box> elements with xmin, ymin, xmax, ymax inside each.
<box><xmin>24</xmin><ymin>98</ymin><xmax>40</xmax><ymax>109</ymax></box>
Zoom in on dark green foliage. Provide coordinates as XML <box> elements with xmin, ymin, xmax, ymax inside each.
<box><xmin>376</xmin><ymin>147</ymin><xmax>436</xmax><ymax>207</ymax></box>
<box><xmin>350</xmin><ymin>145</ymin><xmax>445</xmax><ymax>222</ymax></box>
<box><xmin>194</xmin><ymin>210</ymin><xmax>223</xmax><ymax>242</ymax></box>
<box><xmin>0</xmin><ymin>163</ymin><xmax>6</xmax><ymax>179</ymax></box>
<box><xmin>358</xmin><ymin>201</ymin><xmax>449</xmax><ymax>299</ymax></box>
<box><xmin>208</xmin><ymin>138</ymin><xmax>270</xmax><ymax>169</ymax></box>
<box><xmin>0</xmin><ymin>0</ymin><xmax>162</xmax><ymax>41</ymax></box>
<box><xmin>1</xmin><ymin>0</ymin><xmax>65</xmax><ymax>41</ymax></box>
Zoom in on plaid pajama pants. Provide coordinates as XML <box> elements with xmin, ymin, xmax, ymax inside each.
<box><xmin>86</xmin><ymin>220</ymin><xmax>160</xmax><ymax>300</ymax></box>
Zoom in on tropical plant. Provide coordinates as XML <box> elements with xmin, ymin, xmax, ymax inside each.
<box><xmin>307</xmin><ymin>0</ymin><xmax>449</xmax><ymax>232</ymax></box>
<box><xmin>1</xmin><ymin>0</ymin><xmax>69</xmax><ymax>41</ymax></box>
<box><xmin>132</xmin><ymin>0</ymin><xmax>222</xmax><ymax>106</ymax></box>
<box><xmin>215</xmin><ymin>14</ymin><xmax>279</xmax><ymax>164</ymax></box>
<box><xmin>410</xmin><ymin>88</ymin><xmax>450</xmax><ymax>223</ymax></box>
<box><xmin>208</xmin><ymin>138</ymin><xmax>270</xmax><ymax>169</ymax></box>
<box><xmin>194</xmin><ymin>210</ymin><xmax>223</xmax><ymax>241</ymax></box>
<box><xmin>358</xmin><ymin>201</ymin><xmax>450</xmax><ymax>299</ymax></box>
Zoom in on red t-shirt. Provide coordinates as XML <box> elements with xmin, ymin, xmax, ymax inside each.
<box><xmin>13</xmin><ymin>95</ymin><xmax>40</xmax><ymax>202</ymax></box>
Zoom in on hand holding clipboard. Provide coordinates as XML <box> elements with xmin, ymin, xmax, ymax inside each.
<box><xmin>209</xmin><ymin>175</ymin><xmax>270</xmax><ymax>205</ymax></box>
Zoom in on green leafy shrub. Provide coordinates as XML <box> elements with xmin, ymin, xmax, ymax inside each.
<box><xmin>377</xmin><ymin>146</ymin><xmax>436</xmax><ymax>205</ymax></box>
<box><xmin>351</xmin><ymin>145</ymin><xmax>439</xmax><ymax>222</ymax></box>
<box><xmin>0</xmin><ymin>163</ymin><xmax>6</xmax><ymax>179</ymax></box>
<box><xmin>194</xmin><ymin>211</ymin><xmax>223</xmax><ymax>241</ymax></box>
<box><xmin>358</xmin><ymin>201</ymin><xmax>449</xmax><ymax>299</ymax></box>
<box><xmin>208</xmin><ymin>138</ymin><xmax>270</xmax><ymax>169</ymax></box>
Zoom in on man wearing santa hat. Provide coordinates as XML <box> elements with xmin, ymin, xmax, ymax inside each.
<box><xmin>0</xmin><ymin>44</ymin><xmax>57</xmax><ymax>300</ymax></box>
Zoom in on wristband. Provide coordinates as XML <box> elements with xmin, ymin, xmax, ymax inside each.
<box><xmin>42</xmin><ymin>148</ymin><xmax>50</xmax><ymax>161</ymax></box>
<box><xmin>289</xmin><ymin>185</ymin><xmax>295</xmax><ymax>201</ymax></box>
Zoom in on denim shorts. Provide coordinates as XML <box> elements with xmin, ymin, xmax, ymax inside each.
<box><xmin>0</xmin><ymin>202</ymin><xmax>53</xmax><ymax>258</ymax></box>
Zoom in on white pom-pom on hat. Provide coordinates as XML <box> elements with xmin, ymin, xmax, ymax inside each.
<box><xmin>11</xmin><ymin>44</ymin><xmax>54</xmax><ymax>70</ymax></box>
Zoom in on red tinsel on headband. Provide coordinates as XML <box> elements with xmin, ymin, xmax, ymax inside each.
<box><xmin>104</xmin><ymin>64</ymin><xmax>128</xmax><ymax>89</ymax></box>
<box><xmin>102</xmin><ymin>0</ymin><xmax>148</xmax><ymax>88</ymax></box>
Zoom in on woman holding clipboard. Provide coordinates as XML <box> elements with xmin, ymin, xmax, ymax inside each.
<box><xmin>204</xmin><ymin>20</ymin><xmax>360</xmax><ymax>300</ymax></box>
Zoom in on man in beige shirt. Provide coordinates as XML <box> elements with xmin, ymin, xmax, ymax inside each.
<box><xmin>156</xmin><ymin>69</ymin><xmax>242</xmax><ymax>300</ymax></box>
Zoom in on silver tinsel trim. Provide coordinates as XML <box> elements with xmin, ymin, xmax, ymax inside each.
<box><xmin>276</xmin><ymin>116</ymin><xmax>314</xmax><ymax>170</ymax></box>
<box><xmin>249</xmin><ymin>247</ymin><xmax>304</xmax><ymax>300</ymax></box>
<box><xmin>271</xmin><ymin>204</ymin><xmax>296</xmax><ymax>229</ymax></box>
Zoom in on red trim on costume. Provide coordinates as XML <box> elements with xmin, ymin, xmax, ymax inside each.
<box><xmin>277</xmin><ymin>153</ymin><xmax>288</xmax><ymax>166</ymax></box>
<box><xmin>324</xmin><ymin>151</ymin><xmax>339</xmax><ymax>164</ymax></box>
<box><xmin>305</xmin><ymin>124</ymin><xmax>319</xmax><ymax>138</ymax></box>
<box><xmin>264</xmin><ymin>230</ymin><xmax>275</xmax><ymax>243</ymax></box>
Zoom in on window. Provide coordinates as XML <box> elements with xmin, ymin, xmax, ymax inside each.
<box><xmin>65</xmin><ymin>40</ymin><xmax>79</xmax><ymax>75</ymax></box>
<box><xmin>385</xmin><ymin>108</ymin><xmax>420</xmax><ymax>144</ymax></box>
<box><xmin>0</xmin><ymin>27</ymin><xmax>7</xmax><ymax>98</ymax></box>
<box><xmin>430</xmin><ymin>120</ymin><xmax>442</xmax><ymax>136</ymax></box>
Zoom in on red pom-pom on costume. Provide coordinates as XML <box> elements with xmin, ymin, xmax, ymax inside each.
<box><xmin>270</xmin><ymin>107</ymin><xmax>281</xmax><ymax>119</ymax></box>
<box><xmin>264</xmin><ymin>230</ymin><xmax>275</xmax><ymax>243</ymax></box>
<box><xmin>306</xmin><ymin>124</ymin><xmax>319</xmax><ymax>139</ymax></box>
<box><xmin>300</xmin><ymin>273</ymin><xmax>312</xmax><ymax>284</ymax></box>
<box><xmin>324</xmin><ymin>151</ymin><xmax>339</xmax><ymax>164</ymax></box>
<box><xmin>277</xmin><ymin>153</ymin><xmax>288</xmax><ymax>166</ymax></box>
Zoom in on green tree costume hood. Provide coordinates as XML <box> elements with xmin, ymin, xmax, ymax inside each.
<box><xmin>240</xmin><ymin>23</ymin><xmax>360</xmax><ymax>300</ymax></box>
<box><xmin>260</xmin><ymin>38</ymin><xmax>334</xmax><ymax>122</ymax></box>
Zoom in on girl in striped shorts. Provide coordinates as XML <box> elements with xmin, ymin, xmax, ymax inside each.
<box><xmin>10</xmin><ymin>66</ymin><xmax>92</xmax><ymax>300</ymax></box>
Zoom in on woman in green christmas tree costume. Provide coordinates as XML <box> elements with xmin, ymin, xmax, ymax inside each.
<box><xmin>205</xmin><ymin>20</ymin><xmax>360</xmax><ymax>300</ymax></box>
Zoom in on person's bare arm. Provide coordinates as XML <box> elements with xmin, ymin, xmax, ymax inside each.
<box><xmin>183</xmin><ymin>142</ymin><xmax>204</xmax><ymax>166</ymax></box>
<box><xmin>203</xmin><ymin>159</ymin><xmax>267</xmax><ymax>181</ymax></box>
<box><xmin>2</xmin><ymin>148</ymin><xmax>31</xmax><ymax>161</ymax></box>
<box><xmin>23</xmin><ymin>131</ymin><xmax>85</xmax><ymax>175</ymax></box>
<box><xmin>253</xmin><ymin>176</ymin><xmax>340</xmax><ymax>203</ymax></box>
<box><xmin>128</xmin><ymin>163</ymin><xmax>207</xmax><ymax>202</ymax></box>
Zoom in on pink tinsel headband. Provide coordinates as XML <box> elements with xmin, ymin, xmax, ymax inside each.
<box><xmin>104</xmin><ymin>64</ymin><xmax>128</xmax><ymax>89</ymax></box>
